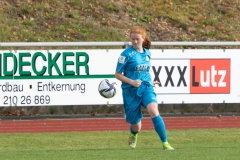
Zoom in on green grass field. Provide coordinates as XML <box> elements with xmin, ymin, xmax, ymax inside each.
<box><xmin>0</xmin><ymin>128</ymin><xmax>239</xmax><ymax>160</ymax></box>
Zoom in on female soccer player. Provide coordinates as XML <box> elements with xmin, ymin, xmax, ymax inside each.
<box><xmin>115</xmin><ymin>26</ymin><xmax>174</xmax><ymax>150</ymax></box>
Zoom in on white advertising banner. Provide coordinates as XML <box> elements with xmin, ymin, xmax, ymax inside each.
<box><xmin>0</xmin><ymin>49</ymin><xmax>240</xmax><ymax>106</ymax></box>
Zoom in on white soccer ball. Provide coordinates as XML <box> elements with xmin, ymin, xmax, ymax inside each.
<box><xmin>98</xmin><ymin>79</ymin><xmax>117</xmax><ymax>98</ymax></box>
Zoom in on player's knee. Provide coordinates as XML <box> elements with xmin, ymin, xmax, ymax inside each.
<box><xmin>147</xmin><ymin>103</ymin><xmax>159</xmax><ymax>117</ymax></box>
<box><xmin>133</xmin><ymin>127</ymin><xmax>141</xmax><ymax>133</ymax></box>
<box><xmin>131</xmin><ymin>122</ymin><xmax>142</xmax><ymax>132</ymax></box>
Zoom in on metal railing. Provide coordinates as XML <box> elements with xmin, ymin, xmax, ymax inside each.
<box><xmin>1</xmin><ymin>41</ymin><xmax>240</xmax><ymax>48</ymax></box>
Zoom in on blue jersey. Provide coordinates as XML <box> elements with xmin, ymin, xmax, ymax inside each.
<box><xmin>116</xmin><ymin>46</ymin><xmax>152</xmax><ymax>89</ymax></box>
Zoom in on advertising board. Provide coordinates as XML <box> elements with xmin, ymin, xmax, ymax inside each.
<box><xmin>0</xmin><ymin>49</ymin><xmax>240</xmax><ymax>106</ymax></box>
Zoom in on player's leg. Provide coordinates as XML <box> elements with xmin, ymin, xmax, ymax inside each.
<box><xmin>147</xmin><ymin>102</ymin><xmax>167</xmax><ymax>142</ymax></box>
<box><xmin>128</xmin><ymin>121</ymin><xmax>141</xmax><ymax>149</ymax></box>
<box><xmin>142</xmin><ymin>92</ymin><xmax>174</xmax><ymax>150</ymax></box>
<box><xmin>126</xmin><ymin>106</ymin><xmax>142</xmax><ymax>149</ymax></box>
<box><xmin>122</xmin><ymin>88</ymin><xmax>142</xmax><ymax>149</ymax></box>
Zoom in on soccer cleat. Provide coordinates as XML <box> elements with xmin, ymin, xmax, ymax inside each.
<box><xmin>128</xmin><ymin>133</ymin><xmax>138</xmax><ymax>149</ymax></box>
<box><xmin>162</xmin><ymin>142</ymin><xmax>174</xmax><ymax>150</ymax></box>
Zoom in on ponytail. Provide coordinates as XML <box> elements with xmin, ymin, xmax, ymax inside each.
<box><xmin>143</xmin><ymin>36</ymin><xmax>151</xmax><ymax>49</ymax></box>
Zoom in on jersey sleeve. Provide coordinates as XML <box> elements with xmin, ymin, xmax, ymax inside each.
<box><xmin>115</xmin><ymin>51</ymin><xmax>129</xmax><ymax>73</ymax></box>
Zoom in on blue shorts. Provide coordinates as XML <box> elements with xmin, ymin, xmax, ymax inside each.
<box><xmin>122</xmin><ymin>84</ymin><xmax>157</xmax><ymax>125</ymax></box>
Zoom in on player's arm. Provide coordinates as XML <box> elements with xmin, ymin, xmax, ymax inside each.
<box><xmin>115</xmin><ymin>72</ymin><xmax>141</xmax><ymax>87</ymax></box>
<box><xmin>115</xmin><ymin>72</ymin><xmax>133</xmax><ymax>84</ymax></box>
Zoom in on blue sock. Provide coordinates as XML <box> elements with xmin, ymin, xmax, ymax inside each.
<box><xmin>130</xmin><ymin>126</ymin><xmax>138</xmax><ymax>135</ymax></box>
<box><xmin>152</xmin><ymin>115</ymin><xmax>167</xmax><ymax>142</ymax></box>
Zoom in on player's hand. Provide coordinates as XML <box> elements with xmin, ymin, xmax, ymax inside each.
<box><xmin>153</xmin><ymin>81</ymin><xmax>160</xmax><ymax>87</ymax></box>
<box><xmin>131</xmin><ymin>79</ymin><xmax>142</xmax><ymax>87</ymax></box>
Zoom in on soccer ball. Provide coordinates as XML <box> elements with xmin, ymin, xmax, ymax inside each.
<box><xmin>98</xmin><ymin>79</ymin><xmax>117</xmax><ymax>98</ymax></box>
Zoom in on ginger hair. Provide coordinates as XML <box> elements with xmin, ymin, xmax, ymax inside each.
<box><xmin>130</xmin><ymin>26</ymin><xmax>151</xmax><ymax>49</ymax></box>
